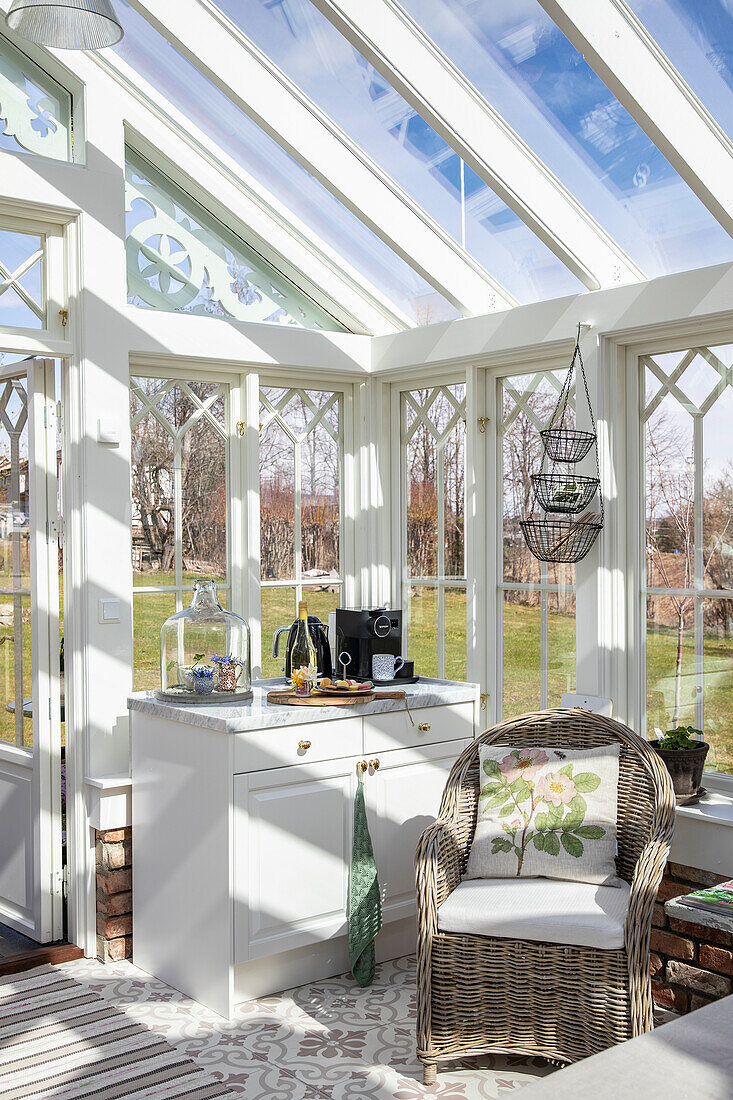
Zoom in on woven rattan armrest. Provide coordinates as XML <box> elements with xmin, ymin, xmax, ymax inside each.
<box><xmin>415</xmin><ymin>816</ymin><xmax>466</xmax><ymax>934</ymax></box>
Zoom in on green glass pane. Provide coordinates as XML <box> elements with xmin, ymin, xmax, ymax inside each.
<box><xmin>702</xmin><ymin>598</ymin><xmax>733</xmax><ymax>776</ymax></box>
<box><xmin>547</xmin><ymin>591</ymin><xmax>576</xmax><ymax>707</ymax></box>
<box><xmin>261</xmin><ymin>586</ymin><xmax>296</xmax><ymax>680</ymax></box>
<box><xmin>408</xmin><ymin>585</ymin><xmax>438</xmax><ymax>678</ymax></box>
<box><xmin>133</xmin><ymin>592</ymin><xmax>175</xmax><ymax>692</ymax></box>
<box><xmin>444</xmin><ymin>587</ymin><xmax>466</xmax><ymax>682</ymax></box>
<box><xmin>502</xmin><ymin>595</ymin><xmax>540</xmax><ymax>719</ymax></box>
<box><xmin>646</xmin><ymin>594</ymin><xmax>696</xmax><ymax>735</ymax></box>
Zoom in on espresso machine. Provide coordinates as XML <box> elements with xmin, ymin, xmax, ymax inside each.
<box><xmin>334</xmin><ymin>607</ymin><xmax>416</xmax><ymax>685</ymax></box>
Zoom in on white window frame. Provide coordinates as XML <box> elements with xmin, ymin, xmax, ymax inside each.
<box><xmin>129</xmin><ymin>363</ymin><xmax>237</xmax><ymax>682</ymax></box>
<box><xmin>491</xmin><ymin>361</ymin><xmax>578</xmax><ymax>718</ymax></box>
<box><xmin>623</xmin><ymin>327</ymin><xmax>733</xmax><ymax>789</ymax></box>
<box><xmin>257</xmin><ymin>376</ymin><xmax>355</xmax><ymax>669</ymax></box>
<box><xmin>392</xmin><ymin>373</ymin><xmax>467</xmax><ymax>679</ymax></box>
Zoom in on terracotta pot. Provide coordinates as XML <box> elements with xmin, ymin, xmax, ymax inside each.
<box><xmin>651</xmin><ymin>740</ymin><xmax>709</xmax><ymax>798</ymax></box>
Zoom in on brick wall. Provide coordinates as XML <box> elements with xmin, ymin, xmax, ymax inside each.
<box><xmin>96</xmin><ymin>827</ymin><xmax>132</xmax><ymax>963</ymax></box>
<box><xmin>651</xmin><ymin>861</ymin><xmax>732</xmax><ymax>1013</ymax></box>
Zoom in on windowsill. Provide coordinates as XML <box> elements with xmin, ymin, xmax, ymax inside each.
<box><xmin>675</xmin><ymin>787</ymin><xmax>733</xmax><ymax>828</ymax></box>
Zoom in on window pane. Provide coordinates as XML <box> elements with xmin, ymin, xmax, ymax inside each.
<box><xmin>215</xmin><ymin>0</ymin><xmax>583</xmax><ymax>305</ymax></box>
<box><xmin>0</xmin><ymin>33</ymin><xmax>72</xmax><ymax>161</ymax></box>
<box><xmin>261</xmin><ymin>586</ymin><xmax>296</xmax><ymax>680</ymax></box>
<box><xmin>301</xmin><ymin>585</ymin><xmax>340</xmax><ymax>645</ymax></box>
<box><xmin>703</xmin><ymin>375</ymin><xmax>733</xmax><ymax>592</ymax></box>
<box><xmin>402</xmin><ymin>0</ymin><xmax>733</xmax><ymax>278</ymax></box>
<box><xmin>646</xmin><ymin>593</ymin><xmax>695</xmax><ymax>733</ymax></box>
<box><xmin>407</xmin><ymin>585</ymin><xmax>439</xmax><ymax>678</ymax></box>
<box><xmin>113</xmin><ymin>0</ymin><xmax>457</xmax><ymax>327</ymax></box>
<box><xmin>300</xmin><ymin>415</ymin><xmax>340</xmax><ymax>578</ymax></box>
<box><xmin>131</xmin><ymin>383</ymin><xmax>176</xmax><ymax>579</ymax></box>
<box><xmin>503</xmin><ymin>594</ymin><xmax>541</xmax><ymax>718</ymax></box>
<box><xmin>644</xmin><ymin>394</ymin><xmax>693</xmax><ymax>590</ymax></box>
<box><xmin>133</xmin><ymin>593</ymin><xmax>174</xmax><ymax>691</ymax></box>
<box><xmin>444</xmin><ymin>420</ymin><xmax>465</xmax><ymax>578</ymax></box>
<box><xmin>181</xmin><ymin>413</ymin><xmax>227</xmax><ymax>581</ymax></box>
<box><xmin>548</xmin><ymin>591</ymin><xmax>576</xmax><ymax>706</ymax></box>
<box><xmin>703</xmin><ymin>598</ymin><xmax>733</xmax><ymax>775</ymax></box>
<box><xmin>445</xmin><ymin>587</ymin><xmax>467</xmax><ymax>681</ymax></box>
<box><xmin>625</xmin><ymin>0</ymin><xmax>733</xmax><ymax>139</ymax></box>
<box><xmin>0</xmin><ymin>229</ymin><xmax>43</xmax><ymax>330</ymax></box>
<box><xmin>406</xmin><ymin>421</ymin><xmax>438</xmax><ymax>578</ymax></box>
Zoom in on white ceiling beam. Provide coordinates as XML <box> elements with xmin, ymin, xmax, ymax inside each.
<box><xmin>310</xmin><ymin>0</ymin><xmax>644</xmax><ymax>292</ymax></box>
<box><xmin>126</xmin><ymin>0</ymin><xmax>518</xmax><ymax>317</ymax></box>
<box><xmin>88</xmin><ymin>51</ymin><xmax>409</xmax><ymax>337</ymax></box>
<box><xmin>537</xmin><ymin>0</ymin><xmax>733</xmax><ymax>239</ymax></box>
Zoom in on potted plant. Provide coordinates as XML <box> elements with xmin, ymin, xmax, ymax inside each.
<box><xmin>650</xmin><ymin>726</ymin><xmax>709</xmax><ymax>798</ymax></box>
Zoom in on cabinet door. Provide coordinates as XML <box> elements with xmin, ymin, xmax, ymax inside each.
<box><xmin>366</xmin><ymin>740</ymin><xmax>470</xmax><ymax>923</ymax></box>
<box><xmin>234</xmin><ymin>757</ymin><xmax>357</xmax><ymax>962</ymax></box>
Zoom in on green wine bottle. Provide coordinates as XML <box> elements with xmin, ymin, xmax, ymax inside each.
<box><xmin>290</xmin><ymin>601</ymin><xmax>317</xmax><ymax>681</ymax></box>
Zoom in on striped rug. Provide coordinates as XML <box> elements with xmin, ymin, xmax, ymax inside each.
<box><xmin>0</xmin><ymin>965</ymin><xmax>234</xmax><ymax>1099</ymax></box>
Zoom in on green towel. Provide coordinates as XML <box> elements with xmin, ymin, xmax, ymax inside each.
<box><xmin>348</xmin><ymin>773</ymin><xmax>383</xmax><ymax>987</ymax></box>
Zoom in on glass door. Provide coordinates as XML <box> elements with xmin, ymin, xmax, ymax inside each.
<box><xmin>0</xmin><ymin>357</ymin><xmax>63</xmax><ymax>942</ymax></box>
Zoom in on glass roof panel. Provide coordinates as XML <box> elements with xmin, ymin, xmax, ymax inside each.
<box><xmin>113</xmin><ymin>0</ymin><xmax>459</xmax><ymax>327</ymax></box>
<box><xmin>400</xmin><ymin>0</ymin><xmax>733</xmax><ymax>279</ymax></box>
<box><xmin>625</xmin><ymin>0</ymin><xmax>733</xmax><ymax>137</ymax></box>
<box><xmin>214</xmin><ymin>0</ymin><xmax>584</xmax><ymax>304</ymax></box>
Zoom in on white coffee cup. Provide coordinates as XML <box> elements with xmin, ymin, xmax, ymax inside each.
<box><xmin>372</xmin><ymin>653</ymin><xmax>404</xmax><ymax>681</ymax></box>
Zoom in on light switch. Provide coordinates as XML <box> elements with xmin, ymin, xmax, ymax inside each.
<box><xmin>99</xmin><ymin>598</ymin><xmax>120</xmax><ymax>624</ymax></box>
<box><xmin>97</xmin><ymin>419</ymin><xmax>119</xmax><ymax>446</ymax></box>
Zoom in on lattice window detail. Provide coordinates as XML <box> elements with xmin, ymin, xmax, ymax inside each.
<box><xmin>0</xmin><ymin>228</ymin><xmax>44</xmax><ymax>330</ymax></box>
<box><xmin>125</xmin><ymin>150</ymin><xmax>344</xmax><ymax>331</ymax></box>
<box><xmin>0</xmin><ymin>34</ymin><xmax>71</xmax><ymax>161</ymax></box>
<box><xmin>401</xmin><ymin>383</ymin><xmax>467</xmax><ymax>681</ymax></box>
<box><xmin>641</xmin><ymin>345</ymin><xmax>733</xmax><ymax>774</ymax></box>
<box><xmin>259</xmin><ymin>385</ymin><xmax>343</xmax><ymax>678</ymax></box>
<box><xmin>130</xmin><ymin>376</ymin><xmax>230</xmax><ymax>691</ymax></box>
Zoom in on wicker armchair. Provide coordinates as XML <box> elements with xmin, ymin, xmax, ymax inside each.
<box><xmin>415</xmin><ymin>709</ymin><xmax>675</xmax><ymax>1085</ymax></box>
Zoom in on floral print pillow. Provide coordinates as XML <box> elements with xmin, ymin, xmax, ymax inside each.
<box><xmin>464</xmin><ymin>743</ymin><xmax>622</xmax><ymax>886</ymax></box>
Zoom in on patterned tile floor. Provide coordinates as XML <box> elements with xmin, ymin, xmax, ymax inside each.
<box><xmin>58</xmin><ymin>955</ymin><xmax>558</xmax><ymax>1097</ymax></box>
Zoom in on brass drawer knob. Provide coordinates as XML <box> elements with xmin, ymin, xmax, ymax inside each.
<box><xmin>368</xmin><ymin>758</ymin><xmax>380</xmax><ymax>771</ymax></box>
<box><xmin>357</xmin><ymin>759</ymin><xmax>368</xmax><ymax>774</ymax></box>
<box><xmin>418</xmin><ymin>722</ymin><xmax>431</xmax><ymax>732</ymax></box>
<box><xmin>298</xmin><ymin>739</ymin><xmax>312</xmax><ymax>751</ymax></box>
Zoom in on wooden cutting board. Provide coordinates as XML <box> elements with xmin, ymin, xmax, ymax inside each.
<box><xmin>266</xmin><ymin>689</ymin><xmax>406</xmax><ymax>707</ymax></box>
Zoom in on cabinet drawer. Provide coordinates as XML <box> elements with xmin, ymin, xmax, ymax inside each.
<box><xmin>233</xmin><ymin>716</ymin><xmax>362</xmax><ymax>774</ymax></box>
<box><xmin>364</xmin><ymin>701</ymin><xmax>474</xmax><ymax>755</ymax></box>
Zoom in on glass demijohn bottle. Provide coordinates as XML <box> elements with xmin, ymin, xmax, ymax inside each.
<box><xmin>158</xmin><ymin>579</ymin><xmax>251</xmax><ymax>699</ymax></box>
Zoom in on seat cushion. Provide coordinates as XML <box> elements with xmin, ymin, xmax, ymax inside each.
<box><xmin>437</xmin><ymin>877</ymin><xmax>630</xmax><ymax>950</ymax></box>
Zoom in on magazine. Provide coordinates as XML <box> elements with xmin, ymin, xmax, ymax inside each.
<box><xmin>677</xmin><ymin>880</ymin><xmax>733</xmax><ymax>917</ymax></box>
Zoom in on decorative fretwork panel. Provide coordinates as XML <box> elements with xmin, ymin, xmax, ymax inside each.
<box><xmin>125</xmin><ymin>150</ymin><xmax>343</xmax><ymax>332</ymax></box>
<box><xmin>0</xmin><ymin>228</ymin><xmax>44</xmax><ymax>330</ymax></box>
<box><xmin>498</xmin><ymin>370</ymin><xmax>576</xmax><ymax>717</ymax></box>
<box><xmin>641</xmin><ymin>345</ymin><xmax>733</xmax><ymax>774</ymax></box>
<box><xmin>401</xmin><ymin>384</ymin><xmax>466</xmax><ymax>680</ymax></box>
<box><xmin>259</xmin><ymin>385</ymin><xmax>343</xmax><ymax>678</ymax></box>
<box><xmin>0</xmin><ymin>35</ymin><xmax>71</xmax><ymax>161</ymax></box>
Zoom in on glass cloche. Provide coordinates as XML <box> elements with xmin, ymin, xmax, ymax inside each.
<box><xmin>158</xmin><ymin>579</ymin><xmax>251</xmax><ymax>701</ymax></box>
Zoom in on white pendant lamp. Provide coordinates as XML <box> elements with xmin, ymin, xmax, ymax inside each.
<box><xmin>6</xmin><ymin>0</ymin><xmax>123</xmax><ymax>49</ymax></box>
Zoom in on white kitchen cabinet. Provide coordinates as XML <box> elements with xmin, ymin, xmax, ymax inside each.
<box><xmin>234</xmin><ymin>757</ymin><xmax>356</xmax><ymax>960</ymax></box>
<box><xmin>130</xmin><ymin>679</ymin><xmax>478</xmax><ymax>1017</ymax></box>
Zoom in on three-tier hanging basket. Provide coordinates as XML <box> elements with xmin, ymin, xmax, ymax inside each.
<box><xmin>520</xmin><ymin>325</ymin><xmax>604</xmax><ymax>564</ymax></box>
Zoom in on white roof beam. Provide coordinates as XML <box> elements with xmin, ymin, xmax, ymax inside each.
<box><xmin>89</xmin><ymin>50</ymin><xmax>408</xmax><ymax>336</ymax></box>
<box><xmin>537</xmin><ymin>0</ymin><xmax>733</xmax><ymax>239</ymax></box>
<box><xmin>310</xmin><ymin>0</ymin><xmax>643</xmax><ymax>292</ymax></box>
<box><xmin>126</xmin><ymin>0</ymin><xmax>518</xmax><ymax>316</ymax></box>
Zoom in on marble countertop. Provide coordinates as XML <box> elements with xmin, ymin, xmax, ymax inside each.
<box><xmin>127</xmin><ymin>678</ymin><xmax>479</xmax><ymax>733</ymax></box>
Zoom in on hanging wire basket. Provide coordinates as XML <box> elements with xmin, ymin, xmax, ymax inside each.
<box><xmin>540</xmin><ymin>425</ymin><xmax>596</xmax><ymax>463</ymax></box>
<box><xmin>520</xmin><ymin>515</ymin><xmax>602</xmax><ymax>564</ymax></box>
<box><xmin>531</xmin><ymin>472</ymin><xmax>600</xmax><ymax>514</ymax></box>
